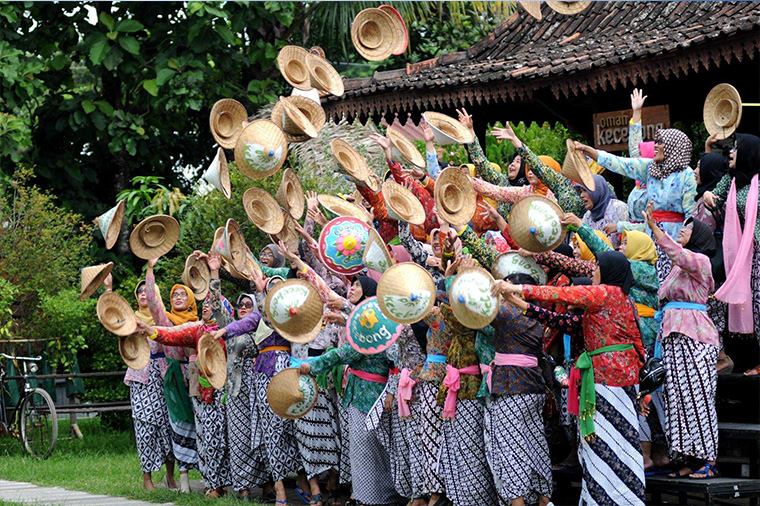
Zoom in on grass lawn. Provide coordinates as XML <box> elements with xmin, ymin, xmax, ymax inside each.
<box><xmin>0</xmin><ymin>417</ymin><xmax>264</xmax><ymax>505</ymax></box>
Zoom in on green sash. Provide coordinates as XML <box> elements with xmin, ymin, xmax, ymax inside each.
<box><xmin>163</xmin><ymin>359</ymin><xmax>194</xmax><ymax>424</ymax></box>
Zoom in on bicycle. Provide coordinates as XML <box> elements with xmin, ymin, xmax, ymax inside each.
<box><xmin>0</xmin><ymin>353</ymin><xmax>58</xmax><ymax>459</ymax></box>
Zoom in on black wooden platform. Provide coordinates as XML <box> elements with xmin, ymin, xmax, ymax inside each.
<box><xmin>647</xmin><ymin>476</ymin><xmax>760</xmax><ymax>506</ymax></box>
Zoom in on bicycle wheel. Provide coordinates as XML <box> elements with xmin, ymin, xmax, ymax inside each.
<box><xmin>20</xmin><ymin>388</ymin><xmax>57</xmax><ymax>459</ymax></box>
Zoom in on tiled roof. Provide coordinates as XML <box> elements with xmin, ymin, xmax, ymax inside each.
<box><xmin>324</xmin><ymin>1</ymin><xmax>760</xmax><ymax>118</ymax></box>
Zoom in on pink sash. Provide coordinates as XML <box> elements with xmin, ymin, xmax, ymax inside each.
<box><xmin>442</xmin><ymin>365</ymin><xmax>480</xmax><ymax>418</ymax></box>
<box><xmin>715</xmin><ymin>175</ymin><xmax>758</xmax><ymax>333</ymax></box>
<box><xmin>479</xmin><ymin>364</ymin><xmax>492</xmax><ymax>393</ymax></box>
<box><xmin>397</xmin><ymin>368</ymin><xmax>416</xmax><ymax>418</ymax></box>
<box><xmin>348</xmin><ymin>368</ymin><xmax>388</xmax><ymax>384</ymax></box>
<box><xmin>493</xmin><ymin>352</ymin><xmax>538</xmax><ymax>368</ymax></box>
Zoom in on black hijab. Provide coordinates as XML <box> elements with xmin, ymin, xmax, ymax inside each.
<box><xmin>356</xmin><ymin>275</ymin><xmax>377</xmax><ymax>303</ymax></box>
<box><xmin>684</xmin><ymin>218</ymin><xmax>717</xmax><ymax>258</ymax></box>
<box><xmin>509</xmin><ymin>153</ymin><xmax>529</xmax><ymax>186</ymax></box>
<box><xmin>597</xmin><ymin>251</ymin><xmax>634</xmax><ymax>295</ymax></box>
<box><xmin>696</xmin><ymin>153</ymin><xmax>728</xmax><ymax>200</ymax></box>
<box><xmin>554</xmin><ymin>243</ymin><xmax>574</xmax><ymax>258</ymax></box>
<box><xmin>732</xmin><ymin>133</ymin><xmax>760</xmax><ymax>189</ymax></box>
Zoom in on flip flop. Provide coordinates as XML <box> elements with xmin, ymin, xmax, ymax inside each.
<box><xmin>689</xmin><ymin>462</ymin><xmax>719</xmax><ymax>479</ymax></box>
<box><xmin>294</xmin><ymin>487</ymin><xmax>312</xmax><ymax>504</ymax></box>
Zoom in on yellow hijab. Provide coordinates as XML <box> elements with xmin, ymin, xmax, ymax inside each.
<box><xmin>134</xmin><ymin>280</ymin><xmax>162</xmax><ymax>325</ymax></box>
<box><xmin>573</xmin><ymin>230</ymin><xmax>612</xmax><ymax>261</ymax></box>
<box><xmin>622</xmin><ymin>230</ymin><xmax>657</xmax><ymax>265</ymax></box>
<box><xmin>166</xmin><ymin>284</ymin><xmax>199</xmax><ymax>325</ymax></box>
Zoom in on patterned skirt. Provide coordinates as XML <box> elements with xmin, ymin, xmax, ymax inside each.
<box><xmin>655</xmin><ymin>233</ymin><xmax>673</xmax><ymax>284</ymax></box>
<box><xmin>661</xmin><ymin>332</ymin><xmax>719</xmax><ymax>461</ymax></box>
<box><xmin>489</xmin><ymin>394</ymin><xmax>552</xmax><ymax>505</ymax></box>
<box><xmin>227</xmin><ymin>359</ymin><xmax>269</xmax><ymax>491</ymax></box>
<box><xmin>337</xmin><ymin>394</ymin><xmax>352</xmax><ymax>486</ymax></box>
<box><xmin>130</xmin><ymin>360</ymin><xmax>174</xmax><ymax>474</ymax></box>
<box><xmin>192</xmin><ymin>390</ymin><xmax>231</xmax><ymax>490</ymax></box>
<box><xmin>391</xmin><ymin>403</ymin><xmax>417</xmax><ymax>499</ymax></box>
<box><xmin>410</xmin><ymin>381</ymin><xmax>445</xmax><ymax>496</ymax></box>
<box><xmin>295</xmin><ymin>386</ymin><xmax>341</xmax><ymax>479</ymax></box>
<box><xmin>252</xmin><ymin>366</ymin><xmax>300</xmax><ymax>482</ymax></box>
<box><xmin>438</xmin><ymin>399</ymin><xmax>497</xmax><ymax>506</ymax></box>
<box><xmin>579</xmin><ymin>385</ymin><xmax>645</xmax><ymax>506</ymax></box>
<box><xmin>347</xmin><ymin>405</ymin><xmax>403</xmax><ymax>505</ymax></box>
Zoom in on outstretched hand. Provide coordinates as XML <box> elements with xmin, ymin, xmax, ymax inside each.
<box><xmin>561</xmin><ymin>212</ymin><xmax>583</xmax><ymax>229</ymax></box>
<box><xmin>631</xmin><ymin>88</ymin><xmax>647</xmax><ymax>111</ymax></box>
<box><xmin>490</xmin><ymin>122</ymin><xmax>522</xmax><ymax>149</ymax></box>
<box><xmin>457</xmin><ymin>108</ymin><xmax>474</xmax><ymax>133</ymax></box>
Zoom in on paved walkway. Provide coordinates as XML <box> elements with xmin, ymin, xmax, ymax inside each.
<box><xmin>0</xmin><ymin>479</ymin><xmax>174</xmax><ymax>506</ymax></box>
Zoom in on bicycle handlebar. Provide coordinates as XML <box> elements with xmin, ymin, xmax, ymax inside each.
<box><xmin>0</xmin><ymin>353</ymin><xmax>42</xmax><ymax>362</ymax></box>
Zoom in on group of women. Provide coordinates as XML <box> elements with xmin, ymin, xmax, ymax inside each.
<box><xmin>111</xmin><ymin>87</ymin><xmax>760</xmax><ymax>506</ymax></box>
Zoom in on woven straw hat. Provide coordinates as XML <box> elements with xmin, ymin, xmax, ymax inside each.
<box><xmin>277</xmin><ymin>45</ymin><xmax>312</xmax><ymax>90</ymax></box>
<box><xmin>508</xmin><ymin>195</ymin><xmax>567</xmax><ymax>253</ymax></box>
<box><xmin>519</xmin><ymin>1</ymin><xmax>543</xmax><ymax>20</ymax></box>
<box><xmin>119</xmin><ymin>334</ymin><xmax>149</xmax><ymax>370</ymax></box>
<box><xmin>182</xmin><ymin>254</ymin><xmax>211</xmax><ymax>301</ymax></box>
<box><xmin>434</xmin><ymin>166</ymin><xmax>477</xmax><ymax>226</ymax></box>
<box><xmin>79</xmin><ymin>262</ymin><xmax>114</xmax><ymax>302</ymax></box>
<box><xmin>272</xmin><ymin>96</ymin><xmax>318</xmax><ymax>139</ymax></box>
<box><xmin>196</xmin><ymin>333</ymin><xmax>227</xmax><ymax>390</ymax></box>
<box><xmin>377</xmin><ymin>263</ymin><xmax>435</xmax><ymax>324</ymax></box>
<box><xmin>202</xmin><ymin>147</ymin><xmax>231</xmax><ymax>199</ymax></box>
<box><xmin>319</xmin><ymin>216</ymin><xmax>371</xmax><ymax>276</ymax></box>
<box><xmin>388</xmin><ymin>128</ymin><xmax>425</xmax><ymax>169</ymax></box>
<box><xmin>243</xmin><ymin>188</ymin><xmax>285</xmax><ymax>234</ymax></box>
<box><xmin>330</xmin><ymin>139</ymin><xmax>373</xmax><ymax>185</ymax></box>
<box><xmin>276</xmin><ymin>169</ymin><xmax>305</xmax><ymax>220</ymax></box>
<box><xmin>95</xmin><ymin>201</ymin><xmax>125</xmax><ymax>250</ymax></box>
<box><xmin>378</xmin><ymin>5</ymin><xmax>408</xmax><ymax>55</ymax></box>
<box><xmin>305</xmin><ymin>53</ymin><xmax>344</xmax><ymax>97</ymax></box>
<box><xmin>209</xmin><ymin>99</ymin><xmax>248</xmax><ymax>149</ymax></box>
<box><xmin>267</xmin><ymin>368</ymin><xmax>319</xmax><ymax>419</ymax></box>
<box><xmin>318</xmin><ymin>194</ymin><xmax>373</xmax><ymax>225</ymax></box>
<box><xmin>562</xmin><ymin>139</ymin><xmax>596</xmax><ymax>191</ymax></box>
<box><xmin>271</xmin><ymin>96</ymin><xmax>326</xmax><ymax>143</ymax></box>
<box><xmin>129</xmin><ymin>215</ymin><xmax>180</xmax><ymax>260</ymax></box>
<box><xmin>704</xmin><ymin>83</ymin><xmax>743</xmax><ymax>140</ymax></box>
<box><xmin>213</xmin><ymin>218</ymin><xmax>248</xmax><ymax>273</ymax></box>
<box><xmin>491</xmin><ymin>252</ymin><xmax>548</xmax><ymax>285</ymax></box>
<box><xmin>234</xmin><ymin>120</ymin><xmax>288</xmax><ymax>180</ymax></box>
<box><xmin>346</xmin><ymin>297</ymin><xmax>403</xmax><ymax>354</ymax></box>
<box><xmin>382</xmin><ymin>180</ymin><xmax>424</xmax><ymax>225</ymax></box>
<box><xmin>269</xmin><ymin>209</ymin><xmax>300</xmax><ymax>253</ymax></box>
<box><xmin>265</xmin><ymin>279</ymin><xmax>323</xmax><ymax>344</ymax></box>
<box><xmin>422</xmin><ymin>112</ymin><xmax>474</xmax><ymax>145</ymax></box>
<box><xmin>351</xmin><ymin>8</ymin><xmax>396</xmax><ymax>62</ymax></box>
<box><xmin>97</xmin><ymin>292</ymin><xmax>137</xmax><ymax>336</ymax></box>
<box><xmin>362</xmin><ymin>227</ymin><xmax>393</xmax><ymax>274</ymax></box>
<box><xmin>546</xmin><ymin>1</ymin><xmax>591</xmax><ymax>15</ymax></box>
<box><xmin>449</xmin><ymin>267</ymin><xmax>499</xmax><ymax>329</ymax></box>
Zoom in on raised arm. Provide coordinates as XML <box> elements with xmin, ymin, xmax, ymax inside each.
<box><xmin>398</xmin><ymin>220</ymin><xmax>431</xmax><ymax>268</ymax></box>
<box><xmin>306</xmin><ymin>343</ymin><xmax>365</xmax><ymax>375</ymax></box>
<box><xmin>145</xmin><ymin>260</ymin><xmax>172</xmax><ymax>327</ymax></box>
<box><xmin>534</xmin><ymin>250</ymin><xmax>595</xmax><ymax>278</ymax></box>
<box><xmin>459</xmin><ymin>226</ymin><xmax>497</xmax><ymax>269</ymax></box>
<box><xmin>151</xmin><ymin>321</ymin><xmax>205</xmax><ymax>348</ymax></box>
<box><xmin>576</xmin><ymin>223</ymin><xmax>614</xmax><ymax>258</ymax></box>
<box><xmin>471</xmin><ymin>177</ymin><xmax>528</xmax><ymax>204</ymax></box>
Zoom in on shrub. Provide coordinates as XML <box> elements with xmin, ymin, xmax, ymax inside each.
<box><xmin>485</xmin><ymin>121</ymin><xmax>585</xmax><ymax>168</ymax></box>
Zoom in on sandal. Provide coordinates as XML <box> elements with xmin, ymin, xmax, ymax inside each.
<box><xmin>690</xmin><ymin>462</ymin><xmax>719</xmax><ymax>479</ymax></box>
<box><xmin>325</xmin><ymin>487</ymin><xmax>342</xmax><ymax>506</ymax></box>
<box><xmin>668</xmin><ymin>466</ymin><xmax>694</xmax><ymax>478</ymax></box>
<box><xmin>310</xmin><ymin>494</ymin><xmax>324</xmax><ymax>506</ymax></box>
<box><xmin>276</xmin><ymin>500</ymin><xmax>288</xmax><ymax>506</ymax></box>
<box><xmin>295</xmin><ymin>486</ymin><xmax>312</xmax><ymax>504</ymax></box>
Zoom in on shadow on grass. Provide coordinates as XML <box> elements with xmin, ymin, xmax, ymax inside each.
<box><xmin>0</xmin><ymin>418</ymin><xmax>265</xmax><ymax>505</ymax></box>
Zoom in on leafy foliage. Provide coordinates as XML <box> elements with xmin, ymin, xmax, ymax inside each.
<box><xmin>485</xmin><ymin>121</ymin><xmax>584</xmax><ymax>167</ymax></box>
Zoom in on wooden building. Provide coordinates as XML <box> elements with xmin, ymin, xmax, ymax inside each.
<box><xmin>324</xmin><ymin>1</ymin><xmax>760</xmax><ymax>150</ymax></box>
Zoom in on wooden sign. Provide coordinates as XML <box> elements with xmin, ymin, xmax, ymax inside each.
<box><xmin>592</xmin><ymin>105</ymin><xmax>670</xmax><ymax>152</ymax></box>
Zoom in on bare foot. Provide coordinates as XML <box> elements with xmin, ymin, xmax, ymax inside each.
<box><xmin>668</xmin><ymin>466</ymin><xmax>693</xmax><ymax>478</ymax></box>
<box><xmin>143</xmin><ymin>481</ymin><xmax>155</xmax><ymax>491</ymax></box>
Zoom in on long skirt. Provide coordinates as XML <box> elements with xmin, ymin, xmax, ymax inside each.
<box><xmin>347</xmin><ymin>405</ymin><xmax>403</xmax><ymax>505</ymax></box>
<box><xmin>130</xmin><ymin>360</ymin><xmax>174</xmax><ymax>474</ymax></box>
<box><xmin>227</xmin><ymin>359</ymin><xmax>269</xmax><ymax>491</ymax></box>
<box><xmin>252</xmin><ymin>367</ymin><xmax>300</xmax><ymax>482</ymax></box>
<box><xmin>295</xmin><ymin>386</ymin><xmax>341</xmax><ymax>479</ymax></box>
<box><xmin>438</xmin><ymin>399</ymin><xmax>497</xmax><ymax>506</ymax></box>
<box><xmin>169</xmin><ymin>417</ymin><xmax>198</xmax><ymax>471</ymax></box>
<box><xmin>391</xmin><ymin>403</ymin><xmax>417</xmax><ymax>499</ymax></box>
<box><xmin>579</xmin><ymin>385</ymin><xmax>645</xmax><ymax>506</ymax></box>
<box><xmin>193</xmin><ymin>390</ymin><xmax>232</xmax><ymax>490</ymax></box>
<box><xmin>410</xmin><ymin>381</ymin><xmax>445</xmax><ymax>496</ymax></box>
<box><xmin>337</xmin><ymin>395</ymin><xmax>352</xmax><ymax>486</ymax></box>
<box><xmin>661</xmin><ymin>332</ymin><xmax>719</xmax><ymax>461</ymax></box>
<box><xmin>489</xmin><ymin>394</ymin><xmax>552</xmax><ymax>505</ymax></box>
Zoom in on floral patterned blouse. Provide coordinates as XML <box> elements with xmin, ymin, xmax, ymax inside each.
<box><xmin>596</xmin><ymin>150</ymin><xmax>697</xmax><ymax>240</ymax></box>
<box><xmin>144</xmin><ymin>272</ymin><xmax>190</xmax><ymax>361</ymax></box>
<box><xmin>475</xmin><ymin>327</ymin><xmax>495</xmax><ymax>400</ymax></box>
<box><xmin>535</xmin><ymin>251</ymin><xmax>594</xmax><ymax>278</ymax></box>
<box><xmin>582</xmin><ymin>199</ymin><xmax>629</xmax><ymax>248</ymax></box>
<box><xmin>524</xmin><ymin>303</ymin><xmax>584</xmax><ymax>363</ymax></box>
<box><xmin>416</xmin><ymin>305</ymin><xmax>453</xmax><ymax>383</ymax></box>
<box><xmin>124</xmin><ymin>337</ymin><xmax>167</xmax><ymax>386</ymax></box>
<box><xmin>576</xmin><ymin>225</ymin><xmax>660</xmax><ymax>346</ymax></box>
<box><xmin>436</xmin><ymin>302</ymin><xmax>482</xmax><ymax>404</ymax></box>
<box><xmin>489</xmin><ymin>304</ymin><xmax>545</xmax><ymax>396</ymax></box>
<box><xmin>460</xmin><ymin>226</ymin><xmax>497</xmax><ymax>271</ymax></box>
<box><xmin>471</xmin><ymin>178</ymin><xmax>556</xmax><ymax>206</ymax></box>
<box><xmin>357</xmin><ymin>185</ymin><xmax>398</xmax><ymax>244</ymax></box>
<box><xmin>388</xmin><ymin>158</ymin><xmax>439</xmax><ymax>237</ymax></box>
<box><xmin>657</xmin><ymin>233</ymin><xmax>719</xmax><ymax>347</ymax></box>
<box><xmin>522</xmin><ymin>284</ymin><xmax>645</xmax><ymax>386</ymax></box>
<box><xmin>309</xmin><ymin>343</ymin><xmax>396</xmax><ymax>413</ymax></box>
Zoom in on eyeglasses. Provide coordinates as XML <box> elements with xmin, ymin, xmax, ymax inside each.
<box><xmin>171</xmin><ymin>291</ymin><xmax>188</xmax><ymax>299</ymax></box>
<box><xmin>238</xmin><ymin>302</ymin><xmax>254</xmax><ymax>310</ymax></box>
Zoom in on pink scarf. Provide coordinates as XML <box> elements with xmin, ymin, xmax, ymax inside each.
<box><xmin>442</xmin><ymin>364</ymin><xmax>480</xmax><ymax>418</ymax></box>
<box><xmin>396</xmin><ymin>368</ymin><xmax>416</xmax><ymax>418</ymax></box>
<box><xmin>715</xmin><ymin>174</ymin><xmax>758</xmax><ymax>333</ymax></box>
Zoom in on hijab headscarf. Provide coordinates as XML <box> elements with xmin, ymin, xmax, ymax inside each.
<box><xmin>166</xmin><ymin>284</ymin><xmax>199</xmax><ymax>325</ymax></box>
<box><xmin>597</xmin><ymin>251</ymin><xmax>634</xmax><ymax>295</ymax></box>
<box><xmin>484</xmin><ymin>231</ymin><xmax>509</xmax><ymax>253</ymax></box>
<box><xmin>260</xmin><ymin>244</ymin><xmax>286</xmax><ymax>268</ymax></box>
<box><xmin>236</xmin><ymin>293</ymin><xmax>258</xmax><ymax>314</ymax></box>
<box><xmin>356</xmin><ymin>275</ymin><xmax>378</xmax><ymax>303</ymax></box>
<box><xmin>683</xmin><ymin>218</ymin><xmax>717</xmax><ymax>258</ymax></box>
<box><xmin>430</xmin><ymin>229</ymin><xmax>462</xmax><ymax>259</ymax></box>
<box><xmin>696</xmin><ymin>153</ymin><xmax>729</xmax><ymax>200</ymax></box>
<box><xmin>134</xmin><ymin>280</ymin><xmax>162</xmax><ymax>325</ymax></box>
<box><xmin>732</xmin><ymin>133</ymin><xmax>760</xmax><ymax>189</ymax></box>
<box><xmin>573</xmin><ymin>229</ymin><xmax>613</xmax><ymax>261</ymax></box>
<box><xmin>508</xmin><ymin>153</ymin><xmax>528</xmax><ymax>187</ymax></box>
<box><xmin>578</xmin><ymin>174</ymin><xmax>614</xmax><ymax>221</ymax></box>
<box><xmin>554</xmin><ymin>243</ymin><xmax>574</xmax><ymax>258</ymax></box>
<box><xmin>621</xmin><ymin>230</ymin><xmax>657</xmax><ymax>265</ymax></box>
<box><xmin>649</xmin><ymin>128</ymin><xmax>692</xmax><ymax>180</ymax></box>
<box><xmin>533</xmin><ymin>156</ymin><xmax>561</xmax><ymax>197</ymax></box>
